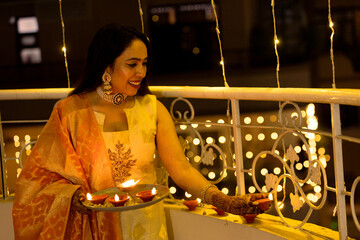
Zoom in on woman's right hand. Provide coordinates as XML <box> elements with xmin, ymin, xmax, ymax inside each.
<box><xmin>71</xmin><ymin>189</ymin><xmax>90</xmax><ymax>215</ymax></box>
<box><xmin>209</xmin><ymin>191</ymin><xmax>268</xmax><ymax>215</ymax></box>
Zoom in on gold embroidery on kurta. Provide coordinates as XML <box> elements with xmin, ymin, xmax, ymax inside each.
<box><xmin>108</xmin><ymin>141</ymin><xmax>137</xmax><ymax>184</ymax></box>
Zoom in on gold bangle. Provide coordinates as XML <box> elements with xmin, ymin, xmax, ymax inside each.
<box><xmin>200</xmin><ymin>183</ymin><xmax>217</xmax><ymax>204</ymax></box>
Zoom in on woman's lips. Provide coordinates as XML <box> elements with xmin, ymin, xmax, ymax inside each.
<box><xmin>129</xmin><ymin>81</ymin><xmax>141</xmax><ymax>89</ymax></box>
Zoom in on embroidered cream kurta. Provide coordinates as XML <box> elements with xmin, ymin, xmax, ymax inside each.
<box><xmin>94</xmin><ymin>94</ymin><xmax>168</xmax><ymax>240</ymax></box>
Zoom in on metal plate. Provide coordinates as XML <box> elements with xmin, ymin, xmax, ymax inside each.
<box><xmin>83</xmin><ymin>184</ymin><xmax>169</xmax><ymax>212</ymax></box>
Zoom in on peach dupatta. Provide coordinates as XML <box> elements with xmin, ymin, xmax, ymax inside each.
<box><xmin>12</xmin><ymin>94</ymin><xmax>122</xmax><ymax>240</ymax></box>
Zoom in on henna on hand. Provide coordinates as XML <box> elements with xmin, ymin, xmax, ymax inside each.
<box><xmin>209</xmin><ymin>192</ymin><xmax>266</xmax><ymax>215</ymax></box>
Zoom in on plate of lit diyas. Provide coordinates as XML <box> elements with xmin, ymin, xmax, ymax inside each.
<box><xmin>83</xmin><ymin>181</ymin><xmax>169</xmax><ymax>212</ymax></box>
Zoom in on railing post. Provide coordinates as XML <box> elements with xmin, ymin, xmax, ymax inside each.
<box><xmin>0</xmin><ymin>112</ymin><xmax>6</xmax><ymax>199</ymax></box>
<box><xmin>231</xmin><ymin>99</ymin><xmax>246</xmax><ymax>195</ymax></box>
<box><xmin>331</xmin><ymin>103</ymin><xmax>348</xmax><ymax>239</ymax></box>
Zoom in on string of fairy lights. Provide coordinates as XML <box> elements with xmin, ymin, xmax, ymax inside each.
<box><xmin>271</xmin><ymin>0</ymin><xmax>281</xmax><ymax>88</ymax></box>
<box><xmin>328</xmin><ymin>0</ymin><xmax>336</xmax><ymax>88</ymax></box>
<box><xmin>137</xmin><ymin>0</ymin><xmax>145</xmax><ymax>33</ymax></box>
<box><xmin>58</xmin><ymin>0</ymin><xmax>70</xmax><ymax>88</ymax></box>
<box><xmin>210</xmin><ymin>0</ymin><xmax>229</xmax><ymax>88</ymax></box>
<box><xmin>268</xmin><ymin>0</ymin><xmax>337</xmax><ymax>210</ymax></box>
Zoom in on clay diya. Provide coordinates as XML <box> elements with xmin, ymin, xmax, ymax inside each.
<box><xmin>183</xmin><ymin>198</ymin><xmax>201</xmax><ymax>211</ymax></box>
<box><xmin>243</xmin><ymin>214</ymin><xmax>258</xmax><ymax>223</ymax></box>
<box><xmin>87</xmin><ymin>193</ymin><xmax>108</xmax><ymax>204</ymax></box>
<box><xmin>211</xmin><ymin>206</ymin><xmax>226</xmax><ymax>216</ymax></box>
<box><xmin>253</xmin><ymin>193</ymin><xmax>273</xmax><ymax>211</ymax></box>
<box><xmin>136</xmin><ymin>187</ymin><xmax>158</xmax><ymax>202</ymax></box>
<box><xmin>108</xmin><ymin>194</ymin><xmax>130</xmax><ymax>207</ymax></box>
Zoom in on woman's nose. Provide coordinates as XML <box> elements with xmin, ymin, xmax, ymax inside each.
<box><xmin>136</xmin><ymin>65</ymin><xmax>146</xmax><ymax>77</ymax></box>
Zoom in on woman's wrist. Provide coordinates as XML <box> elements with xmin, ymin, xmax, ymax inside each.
<box><xmin>201</xmin><ymin>183</ymin><xmax>219</xmax><ymax>204</ymax></box>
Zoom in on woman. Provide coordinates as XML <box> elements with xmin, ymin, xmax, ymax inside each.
<box><xmin>12</xmin><ymin>24</ymin><xmax>266</xmax><ymax>240</ymax></box>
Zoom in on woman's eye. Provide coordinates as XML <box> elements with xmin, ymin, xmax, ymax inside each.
<box><xmin>127</xmin><ymin>63</ymin><xmax>137</xmax><ymax>68</ymax></box>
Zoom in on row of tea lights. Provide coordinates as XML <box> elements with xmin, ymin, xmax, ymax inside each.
<box><xmin>86</xmin><ymin>179</ymin><xmax>273</xmax><ymax>223</ymax></box>
<box><xmin>87</xmin><ymin>180</ymin><xmax>157</xmax><ymax>207</ymax></box>
<box><xmin>183</xmin><ymin>193</ymin><xmax>273</xmax><ymax>223</ymax></box>
<box><xmin>87</xmin><ymin>187</ymin><xmax>158</xmax><ymax>206</ymax></box>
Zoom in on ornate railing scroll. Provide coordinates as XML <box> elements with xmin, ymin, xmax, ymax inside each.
<box><xmin>169</xmin><ymin>97</ymin><xmax>229</xmax><ymax>185</ymax></box>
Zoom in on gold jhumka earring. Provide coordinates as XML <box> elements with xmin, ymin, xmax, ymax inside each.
<box><xmin>102</xmin><ymin>71</ymin><xmax>112</xmax><ymax>95</ymax></box>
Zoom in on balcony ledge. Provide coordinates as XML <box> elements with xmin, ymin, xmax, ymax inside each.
<box><xmin>164</xmin><ymin>201</ymin><xmax>347</xmax><ymax>240</ymax></box>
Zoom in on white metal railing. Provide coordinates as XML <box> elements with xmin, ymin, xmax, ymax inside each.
<box><xmin>0</xmin><ymin>87</ymin><xmax>359</xmax><ymax>240</ymax></box>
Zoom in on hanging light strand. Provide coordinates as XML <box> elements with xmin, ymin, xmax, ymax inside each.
<box><xmin>272</xmin><ymin>0</ymin><xmax>287</xmax><ymax>203</ymax></box>
<box><xmin>58</xmin><ymin>0</ymin><xmax>71</xmax><ymax>88</ymax></box>
<box><xmin>271</xmin><ymin>0</ymin><xmax>280</xmax><ymax>88</ymax></box>
<box><xmin>328</xmin><ymin>0</ymin><xmax>336</xmax><ymax>88</ymax></box>
<box><xmin>211</xmin><ymin>0</ymin><xmax>229</xmax><ymax>87</ymax></box>
<box><xmin>138</xmin><ymin>0</ymin><xmax>145</xmax><ymax>33</ymax></box>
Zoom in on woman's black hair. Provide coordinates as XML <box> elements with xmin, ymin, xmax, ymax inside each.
<box><xmin>70</xmin><ymin>23</ymin><xmax>151</xmax><ymax>96</ymax></box>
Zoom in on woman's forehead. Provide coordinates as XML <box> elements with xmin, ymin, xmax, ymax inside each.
<box><xmin>121</xmin><ymin>39</ymin><xmax>148</xmax><ymax>60</ymax></box>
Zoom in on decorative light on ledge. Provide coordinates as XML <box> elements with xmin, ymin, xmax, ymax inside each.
<box><xmin>257</xmin><ymin>116</ymin><xmax>264</xmax><ymax>124</ymax></box>
<box><xmin>248</xmin><ymin>186</ymin><xmax>256</xmax><ymax>193</ymax></box>
<box><xmin>205</xmin><ymin>120</ymin><xmax>212</xmax><ymax>128</ymax></box>
<box><xmin>218</xmin><ymin>136</ymin><xmax>226</xmax><ymax>143</ymax></box>
<box><xmin>193</xmin><ymin>138</ymin><xmax>200</xmax><ymax>145</ymax></box>
<box><xmin>217</xmin><ymin>119</ymin><xmax>225</xmax><ymax>124</ymax></box>
<box><xmin>245</xmin><ymin>134</ymin><xmax>252</xmax><ymax>141</ymax></box>
<box><xmin>180</xmin><ymin>125</ymin><xmax>187</xmax><ymax>130</ymax></box>
<box><xmin>273</xmin><ymin>167</ymin><xmax>281</xmax><ymax>175</ymax></box>
<box><xmin>170</xmin><ymin>186</ymin><xmax>177</xmax><ymax>194</ymax></box>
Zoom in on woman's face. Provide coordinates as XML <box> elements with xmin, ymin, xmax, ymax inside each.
<box><xmin>106</xmin><ymin>39</ymin><xmax>148</xmax><ymax>96</ymax></box>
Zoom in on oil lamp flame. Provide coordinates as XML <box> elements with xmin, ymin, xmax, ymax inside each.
<box><xmin>114</xmin><ymin>194</ymin><xmax>119</xmax><ymax>201</ymax></box>
<box><xmin>269</xmin><ymin>193</ymin><xmax>273</xmax><ymax>200</ymax></box>
<box><xmin>196</xmin><ymin>198</ymin><xmax>201</xmax><ymax>204</ymax></box>
<box><xmin>87</xmin><ymin>193</ymin><xmax>92</xmax><ymax>201</ymax></box>
<box><xmin>151</xmin><ymin>187</ymin><xmax>157</xmax><ymax>195</ymax></box>
<box><xmin>121</xmin><ymin>179</ymin><xmax>140</xmax><ymax>188</ymax></box>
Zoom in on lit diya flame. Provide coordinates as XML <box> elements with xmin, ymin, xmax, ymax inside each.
<box><xmin>87</xmin><ymin>193</ymin><xmax>92</xmax><ymax>201</ymax></box>
<box><xmin>120</xmin><ymin>179</ymin><xmax>140</xmax><ymax>188</ymax></box>
<box><xmin>86</xmin><ymin>193</ymin><xmax>109</xmax><ymax>204</ymax></box>
<box><xmin>269</xmin><ymin>193</ymin><xmax>273</xmax><ymax>200</ymax></box>
<box><xmin>108</xmin><ymin>193</ymin><xmax>129</xmax><ymax>206</ymax></box>
<box><xmin>151</xmin><ymin>187</ymin><xmax>157</xmax><ymax>195</ymax></box>
<box><xmin>196</xmin><ymin>198</ymin><xmax>201</xmax><ymax>204</ymax></box>
<box><xmin>253</xmin><ymin>192</ymin><xmax>273</xmax><ymax>211</ymax></box>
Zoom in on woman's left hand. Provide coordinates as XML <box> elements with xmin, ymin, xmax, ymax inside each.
<box><xmin>71</xmin><ymin>189</ymin><xmax>90</xmax><ymax>215</ymax></box>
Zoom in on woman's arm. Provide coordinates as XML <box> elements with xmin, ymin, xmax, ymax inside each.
<box><xmin>155</xmin><ymin>100</ymin><xmax>268</xmax><ymax>214</ymax></box>
<box><xmin>155</xmin><ymin>100</ymin><xmax>210</xmax><ymax>198</ymax></box>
